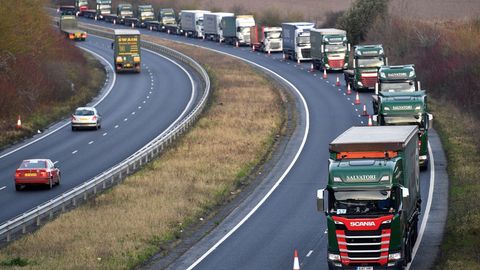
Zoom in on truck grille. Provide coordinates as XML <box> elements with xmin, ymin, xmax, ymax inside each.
<box><xmin>335</xmin><ymin>224</ymin><xmax>391</xmax><ymax>266</ymax></box>
<box><xmin>328</xmin><ymin>59</ymin><xmax>345</xmax><ymax>69</ymax></box>
<box><xmin>301</xmin><ymin>48</ymin><xmax>311</xmax><ymax>59</ymax></box>
<box><xmin>360</xmin><ymin>73</ymin><xmax>378</xmax><ymax>88</ymax></box>
<box><xmin>270</xmin><ymin>42</ymin><xmax>281</xmax><ymax>50</ymax></box>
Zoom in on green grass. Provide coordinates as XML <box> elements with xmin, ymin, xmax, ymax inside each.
<box><xmin>430</xmin><ymin>99</ymin><xmax>480</xmax><ymax>269</ymax></box>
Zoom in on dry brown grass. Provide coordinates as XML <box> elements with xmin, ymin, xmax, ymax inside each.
<box><xmin>0</xmin><ymin>34</ymin><xmax>283</xmax><ymax>269</ymax></box>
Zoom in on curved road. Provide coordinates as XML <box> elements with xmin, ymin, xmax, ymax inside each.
<box><xmin>59</xmin><ymin>15</ymin><xmax>448</xmax><ymax>270</ymax></box>
<box><xmin>0</xmin><ymin>34</ymin><xmax>196</xmax><ymax>224</ymax></box>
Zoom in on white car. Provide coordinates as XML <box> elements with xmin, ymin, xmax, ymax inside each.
<box><xmin>71</xmin><ymin>107</ymin><xmax>102</xmax><ymax>130</ymax></box>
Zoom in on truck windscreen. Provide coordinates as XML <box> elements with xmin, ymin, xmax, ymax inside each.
<box><xmin>381</xmin><ymin>82</ymin><xmax>415</xmax><ymax>92</ymax></box>
<box><xmin>325</xmin><ymin>44</ymin><xmax>346</xmax><ymax>52</ymax></box>
<box><xmin>266</xmin><ymin>31</ymin><xmax>281</xmax><ymax>39</ymax></box>
<box><xmin>357</xmin><ymin>57</ymin><xmax>384</xmax><ymax>68</ymax></box>
<box><xmin>297</xmin><ymin>35</ymin><xmax>310</xmax><ymax>45</ymax></box>
<box><xmin>331</xmin><ymin>189</ymin><xmax>398</xmax><ymax>215</ymax></box>
<box><xmin>117</xmin><ymin>36</ymin><xmax>139</xmax><ymax>55</ymax></box>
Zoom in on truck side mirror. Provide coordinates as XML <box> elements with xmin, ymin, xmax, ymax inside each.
<box><xmin>321</xmin><ymin>44</ymin><xmax>324</xmax><ymax>53</ymax></box>
<box><xmin>317</xmin><ymin>189</ymin><xmax>326</xmax><ymax>213</ymax></box>
<box><xmin>375</xmin><ymin>82</ymin><xmax>379</xmax><ymax>95</ymax></box>
<box><xmin>428</xmin><ymin>113</ymin><xmax>433</xmax><ymax>129</ymax></box>
<box><xmin>401</xmin><ymin>187</ymin><xmax>409</xmax><ymax>198</ymax></box>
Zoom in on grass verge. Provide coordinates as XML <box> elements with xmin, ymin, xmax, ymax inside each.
<box><xmin>0</xmin><ymin>52</ymin><xmax>105</xmax><ymax>150</ymax></box>
<box><xmin>429</xmin><ymin>99</ymin><xmax>480</xmax><ymax>269</ymax></box>
<box><xmin>0</xmin><ymin>37</ymin><xmax>284</xmax><ymax>269</ymax></box>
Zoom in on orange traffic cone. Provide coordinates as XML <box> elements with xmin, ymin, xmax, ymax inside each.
<box><xmin>16</xmin><ymin>115</ymin><xmax>22</xmax><ymax>129</ymax></box>
<box><xmin>235</xmin><ymin>41</ymin><xmax>239</xmax><ymax>48</ymax></box>
<box><xmin>297</xmin><ymin>58</ymin><xmax>300</xmax><ymax>65</ymax></box>
<box><xmin>336</xmin><ymin>76</ymin><xmax>341</xmax><ymax>86</ymax></box>
<box><xmin>167</xmin><ymin>29</ymin><xmax>170</xmax><ymax>34</ymax></box>
<box><xmin>252</xmin><ymin>45</ymin><xmax>255</xmax><ymax>51</ymax></box>
<box><xmin>323</xmin><ymin>68</ymin><xmax>327</xmax><ymax>79</ymax></box>
<box><xmin>310</xmin><ymin>64</ymin><xmax>315</xmax><ymax>73</ymax></box>
<box><xmin>131</xmin><ymin>22</ymin><xmax>134</xmax><ymax>28</ymax></box>
<box><xmin>293</xmin><ymin>249</ymin><xmax>300</xmax><ymax>270</ymax></box>
<box><xmin>368</xmin><ymin>115</ymin><xmax>373</xmax><ymax>126</ymax></box>
<box><xmin>355</xmin><ymin>92</ymin><xmax>361</xmax><ymax>105</ymax></box>
<box><xmin>282</xmin><ymin>53</ymin><xmax>286</xmax><ymax>61</ymax></box>
<box><xmin>268</xmin><ymin>50</ymin><xmax>271</xmax><ymax>56</ymax></box>
<box><xmin>347</xmin><ymin>83</ymin><xmax>352</xmax><ymax>95</ymax></box>
<box><xmin>362</xmin><ymin>104</ymin><xmax>369</xmax><ymax>116</ymax></box>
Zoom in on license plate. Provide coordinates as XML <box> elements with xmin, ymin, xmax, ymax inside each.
<box><xmin>80</xmin><ymin>117</ymin><xmax>89</xmax><ymax>121</ymax></box>
<box><xmin>357</xmin><ymin>267</ymin><xmax>373</xmax><ymax>270</ymax></box>
<box><xmin>24</xmin><ymin>173</ymin><xmax>37</xmax><ymax>177</ymax></box>
<box><xmin>125</xmin><ymin>64</ymin><xmax>132</xmax><ymax>67</ymax></box>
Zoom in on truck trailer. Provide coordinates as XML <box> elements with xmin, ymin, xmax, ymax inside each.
<box><xmin>113</xmin><ymin>29</ymin><xmax>141</xmax><ymax>73</ymax></box>
<box><xmin>221</xmin><ymin>15</ymin><xmax>256</xmax><ymax>46</ymax></box>
<box><xmin>250</xmin><ymin>26</ymin><xmax>283</xmax><ymax>53</ymax></box>
<box><xmin>204</xmin><ymin>12</ymin><xmax>234</xmax><ymax>41</ymax></box>
<box><xmin>282</xmin><ymin>22</ymin><xmax>315</xmax><ymax>61</ymax></box>
<box><xmin>103</xmin><ymin>3</ymin><xmax>133</xmax><ymax>24</ymax></box>
<box><xmin>82</xmin><ymin>0</ymin><xmax>112</xmax><ymax>20</ymax></box>
<box><xmin>310</xmin><ymin>28</ymin><xmax>350</xmax><ymax>71</ymax></box>
<box><xmin>344</xmin><ymin>44</ymin><xmax>387</xmax><ymax>91</ymax></box>
<box><xmin>181</xmin><ymin>10</ymin><xmax>210</xmax><ymax>38</ymax></box>
<box><xmin>59</xmin><ymin>15</ymin><xmax>87</xmax><ymax>41</ymax></box>
<box><xmin>317</xmin><ymin>125</ymin><xmax>421</xmax><ymax>269</ymax></box>
<box><xmin>374</xmin><ymin>91</ymin><xmax>433</xmax><ymax>169</ymax></box>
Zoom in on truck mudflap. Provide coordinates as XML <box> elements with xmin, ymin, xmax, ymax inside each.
<box><xmin>331</xmin><ymin>215</ymin><xmax>395</xmax><ymax>268</ymax></box>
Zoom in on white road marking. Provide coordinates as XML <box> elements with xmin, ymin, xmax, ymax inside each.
<box><xmin>326</xmin><ymin>80</ymin><xmax>330</xmax><ymax>83</ymax></box>
<box><xmin>149</xmin><ymin>91</ymin><xmax>152</xmax><ymax>94</ymax></box>
<box><xmin>0</xmin><ymin>46</ymin><xmax>116</xmax><ymax>160</ymax></box>
<box><xmin>407</xmin><ymin>143</ymin><xmax>436</xmax><ymax>269</ymax></box>
<box><xmin>351</xmin><ymin>103</ymin><xmax>355</xmax><ymax>106</ymax></box>
<box><xmin>103</xmin><ymin>132</ymin><xmax>108</xmax><ymax>136</ymax></box>
<box><xmin>355</xmin><ymin>108</ymin><xmax>358</xmax><ymax>112</ymax></box>
<box><xmin>88</xmin><ymin>141</ymin><xmax>94</xmax><ymax>145</ymax></box>
<box><xmin>138</xmin><ymin>106</ymin><xmax>142</xmax><ymax>109</ymax></box>
<box><xmin>306</xmin><ymin>250</ymin><xmax>314</xmax><ymax>257</ymax></box>
<box><xmin>324</xmin><ymin>229</ymin><xmax>328</xmax><ymax>234</ymax></box>
<box><xmin>72</xmin><ymin>150</ymin><xmax>78</xmax><ymax>154</ymax></box>
<box><xmin>360</xmin><ymin>121</ymin><xmax>364</xmax><ymax>124</ymax></box>
<box><xmin>0</xmin><ymin>186</ymin><xmax>7</xmax><ymax>191</ymax></box>
<box><xmin>124</xmin><ymin>118</ymin><xmax>128</xmax><ymax>122</ymax></box>
<box><xmin>131</xmin><ymin>112</ymin><xmax>136</xmax><ymax>115</ymax></box>
<box><xmin>53</xmin><ymin>161</ymin><xmax>59</xmax><ymax>164</ymax></box>
<box><xmin>114</xmin><ymin>125</ymin><xmax>119</xmax><ymax>128</ymax></box>
<box><xmin>347</xmin><ymin>98</ymin><xmax>351</xmax><ymax>101</ymax></box>
<box><xmin>143</xmin><ymin>100</ymin><xmax>146</xmax><ymax>104</ymax></box>
<box><xmin>146</xmin><ymin>96</ymin><xmax>150</xmax><ymax>99</ymax></box>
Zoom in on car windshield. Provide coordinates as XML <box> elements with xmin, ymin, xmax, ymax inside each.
<box><xmin>357</xmin><ymin>57</ymin><xmax>384</xmax><ymax>68</ymax></box>
<box><xmin>266</xmin><ymin>31</ymin><xmax>281</xmax><ymax>39</ymax></box>
<box><xmin>20</xmin><ymin>160</ymin><xmax>47</xmax><ymax>169</ymax></box>
<box><xmin>331</xmin><ymin>189</ymin><xmax>397</xmax><ymax>215</ymax></box>
<box><xmin>75</xmin><ymin>109</ymin><xmax>95</xmax><ymax>116</ymax></box>
<box><xmin>297</xmin><ymin>35</ymin><xmax>310</xmax><ymax>45</ymax></box>
<box><xmin>381</xmin><ymin>82</ymin><xmax>415</xmax><ymax>92</ymax></box>
<box><xmin>325</xmin><ymin>44</ymin><xmax>346</xmax><ymax>52</ymax></box>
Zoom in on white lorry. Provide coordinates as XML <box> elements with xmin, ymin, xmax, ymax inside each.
<box><xmin>250</xmin><ymin>26</ymin><xmax>283</xmax><ymax>52</ymax></box>
<box><xmin>203</xmin><ymin>12</ymin><xmax>234</xmax><ymax>41</ymax></box>
<box><xmin>221</xmin><ymin>15</ymin><xmax>256</xmax><ymax>46</ymax></box>
<box><xmin>282</xmin><ymin>22</ymin><xmax>315</xmax><ymax>61</ymax></box>
<box><xmin>180</xmin><ymin>10</ymin><xmax>210</xmax><ymax>38</ymax></box>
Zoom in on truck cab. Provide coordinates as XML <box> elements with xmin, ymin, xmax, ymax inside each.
<box><xmin>117</xmin><ymin>3</ymin><xmax>133</xmax><ymax>23</ymax></box>
<box><xmin>372</xmin><ymin>65</ymin><xmax>419</xmax><ymax>115</ymax></box>
<box><xmin>281</xmin><ymin>22</ymin><xmax>315</xmax><ymax>61</ymax></box>
<box><xmin>344</xmin><ymin>44</ymin><xmax>387</xmax><ymax>91</ymax></box>
<box><xmin>159</xmin><ymin>8</ymin><xmax>177</xmax><ymax>29</ymax></box>
<box><xmin>317</xmin><ymin>126</ymin><xmax>421</xmax><ymax>269</ymax></box>
<box><xmin>95</xmin><ymin>0</ymin><xmax>112</xmax><ymax>19</ymax></box>
<box><xmin>75</xmin><ymin>0</ymin><xmax>89</xmax><ymax>15</ymax></box>
<box><xmin>113</xmin><ymin>29</ymin><xmax>141</xmax><ymax>73</ymax></box>
<box><xmin>311</xmin><ymin>28</ymin><xmax>350</xmax><ymax>70</ymax></box>
<box><xmin>374</xmin><ymin>92</ymin><xmax>433</xmax><ymax>169</ymax></box>
<box><xmin>251</xmin><ymin>26</ymin><xmax>283</xmax><ymax>52</ymax></box>
<box><xmin>137</xmin><ymin>5</ymin><xmax>155</xmax><ymax>27</ymax></box>
<box><xmin>59</xmin><ymin>15</ymin><xmax>87</xmax><ymax>41</ymax></box>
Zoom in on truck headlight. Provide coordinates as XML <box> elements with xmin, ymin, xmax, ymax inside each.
<box><xmin>99</xmin><ymin>15</ymin><xmax>103</xmax><ymax>19</ymax></box>
<box><xmin>357</xmin><ymin>81</ymin><xmax>363</xmax><ymax>86</ymax></box>
<box><xmin>388</xmin><ymin>252</ymin><xmax>402</xmax><ymax>261</ymax></box>
<box><xmin>328</xmin><ymin>253</ymin><xmax>341</xmax><ymax>261</ymax></box>
<box><xmin>133</xmin><ymin>56</ymin><xmax>141</xmax><ymax>63</ymax></box>
<box><xmin>384</xmin><ymin>107</ymin><xmax>390</xmax><ymax>111</ymax></box>
<box><xmin>325</xmin><ymin>64</ymin><xmax>330</xmax><ymax>68</ymax></box>
<box><xmin>116</xmin><ymin>56</ymin><xmax>123</xmax><ymax>63</ymax></box>
<box><xmin>415</xmin><ymin>105</ymin><xmax>421</xmax><ymax>110</ymax></box>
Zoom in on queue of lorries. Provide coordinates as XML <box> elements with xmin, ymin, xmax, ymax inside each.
<box><xmin>52</xmin><ymin>1</ymin><xmax>436</xmax><ymax>269</ymax></box>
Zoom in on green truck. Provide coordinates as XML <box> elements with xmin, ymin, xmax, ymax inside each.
<box><xmin>113</xmin><ymin>29</ymin><xmax>141</xmax><ymax>73</ymax></box>
<box><xmin>372</xmin><ymin>65</ymin><xmax>420</xmax><ymax>115</ymax></box>
<box><xmin>374</xmin><ymin>92</ymin><xmax>433</xmax><ymax>169</ymax></box>
<box><xmin>310</xmin><ymin>28</ymin><xmax>350</xmax><ymax>71</ymax></box>
<box><xmin>82</xmin><ymin>0</ymin><xmax>112</xmax><ymax>20</ymax></box>
<box><xmin>103</xmin><ymin>3</ymin><xmax>133</xmax><ymax>24</ymax></box>
<box><xmin>145</xmin><ymin>8</ymin><xmax>177</xmax><ymax>31</ymax></box>
<box><xmin>317</xmin><ymin>125</ymin><xmax>421</xmax><ymax>269</ymax></box>
<box><xmin>59</xmin><ymin>15</ymin><xmax>87</xmax><ymax>41</ymax></box>
<box><xmin>124</xmin><ymin>4</ymin><xmax>155</xmax><ymax>28</ymax></box>
<box><xmin>344</xmin><ymin>44</ymin><xmax>387</xmax><ymax>91</ymax></box>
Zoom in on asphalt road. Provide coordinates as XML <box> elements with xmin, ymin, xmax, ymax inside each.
<box><xmin>0</xmin><ymin>34</ymin><xmax>196</xmax><ymax>224</ymax></box>
<box><xmin>52</xmin><ymin>14</ymin><xmax>448</xmax><ymax>270</ymax></box>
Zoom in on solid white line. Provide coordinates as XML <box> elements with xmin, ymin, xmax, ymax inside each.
<box><xmin>407</xmin><ymin>142</ymin><xmax>435</xmax><ymax>269</ymax></box>
<box><xmin>0</xmin><ymin>186</ymin><xmax>6</xmax><ymax>191</ymax></box>
<box><xmin>184</xmin><ymin>43</ymin><xmax>310</xmax><ymax>270</ymax></box>
<box><xmin>0</xmin><ymin>46</ymin><xmax>116</xmax><ymax>160</ymax></box>
<box><xmin>306</xmin><ymin>250</ymin><xmax>314</xmax><ymax>257</ymax></box>
<box><xmin>72</xmin><ymin>150</ymin><xmax>78</xmax><ymax>154</ymax></box>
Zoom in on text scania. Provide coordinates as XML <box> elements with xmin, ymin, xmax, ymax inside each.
<box><xmin>350</xmin><ymin>221</ymin><xmax>376</xmax><ymax>227</ymax></box>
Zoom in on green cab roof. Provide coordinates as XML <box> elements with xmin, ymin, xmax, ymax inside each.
<box><xmin>329</xmin><ymin>158</ymin><xmax>396</xmax><ymax>188</ymax></box>
<box><xmin>354</xmin><ymin>44</ymin><xmax>384</xmax><ymax>56</ymax></box>
<box><xmin>379</xmin><ymin>65</ymin><xmax>416</xmax><ymax>80</ymax></box>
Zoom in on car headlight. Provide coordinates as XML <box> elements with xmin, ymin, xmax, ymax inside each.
<box><xmin>389</xmin><ymin>252</ymin><xmax>402</xmax><ymax>261</ymax></box>
<box><xmin>328</xmin><ymin>253</ymin><xmax>341</xmax><ymax>261</ymax></box>
<box><xmin>116</xmin><ymin>56</ymin><xmax>123</xmax><ymax>62</ymax></box>
<box><xmin>133</xmin><ymin>56</ymin><xmax>141</xmax><ymax>62</ymax></box>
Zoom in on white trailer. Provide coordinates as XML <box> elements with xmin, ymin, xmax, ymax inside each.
<box><xmin>180</xmin><ymin>10</ymin><xmax>210</xmax><ymax>38</ymax></box>
<box><xmin>204</xmin><ymin>12</ymin><xmax>234</xmax><ymax>41</ymax></box>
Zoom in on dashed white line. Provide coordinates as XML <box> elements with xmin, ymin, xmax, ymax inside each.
<box><xmin>306</xmin><ymin>250</ymin><xmax>314</xmax><ymax>257</ymax></box>
<box><xmin>115</xmin><ymin>125</ymin><xmax>119</xmax><ymax>128</ymax></box>
<box><xmin>146</xmin><ymin>96</ymin><xmax>150</xmax><ymax>99</ymax></box>
<box><xmin>72</xmin><ymin>150</ymin><xmax>78</xmax><ymax>154</ymax></box>
<box><xmin>355</xmin><ymin>108</ymin><xmax>359</xmax><ymax>112</ymax></box>
<box><xmin>324</xmin><ymin>229</ymin><xmax>328</xmax><ymax>234</ymax></box>
<box><xmin>103</xmin><ymin>132</ymin><xmax>108</xmax><ymax>136</ymax></box>
<box><xmin>138</xmin><ymin>106</ymin><xmax>142</xmax><ymax>109</ymax></box>
<box><xmin>143</xmin><ymin>100</ymin><xmax>146</xmax><ymax>104</ymax></box>
<box><xmin>124</xmin><ymin>118</ymin><xmax>128</xmax><ymax>122</ymax></box>
<box><xmin>149</xmin><ymin>91</ymin><xmax>152</xmax><ymax>94</ymax></box>
<box><xmin>53</xmin><ymin>161</ymin><xmax>59</xmax><ymax>165</ymax></box>
<box><xmin>88</xmin><ymin>141</ymin><xmax>94</xmax><ymax>145</ymax></box>
<box><xmin>131</xmin><ymin>111</ymin><xmax>136</xmax><ymax>115</ymax></box>
<box><xmin>0</xmin><ymin>186</ymin><xmax>7</xmax><ymax>191</ymax></box>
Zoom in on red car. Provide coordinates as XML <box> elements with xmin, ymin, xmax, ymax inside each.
<box><xmin>14</xmin><ymin>159</ymin><xmax>61</xmax><ymax>191</ymax></box>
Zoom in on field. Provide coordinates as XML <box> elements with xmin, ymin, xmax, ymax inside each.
<box><xmin>0</xmin><ymin>31</ymin><xmax>284</xmax><ymax>269</ymax></box>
